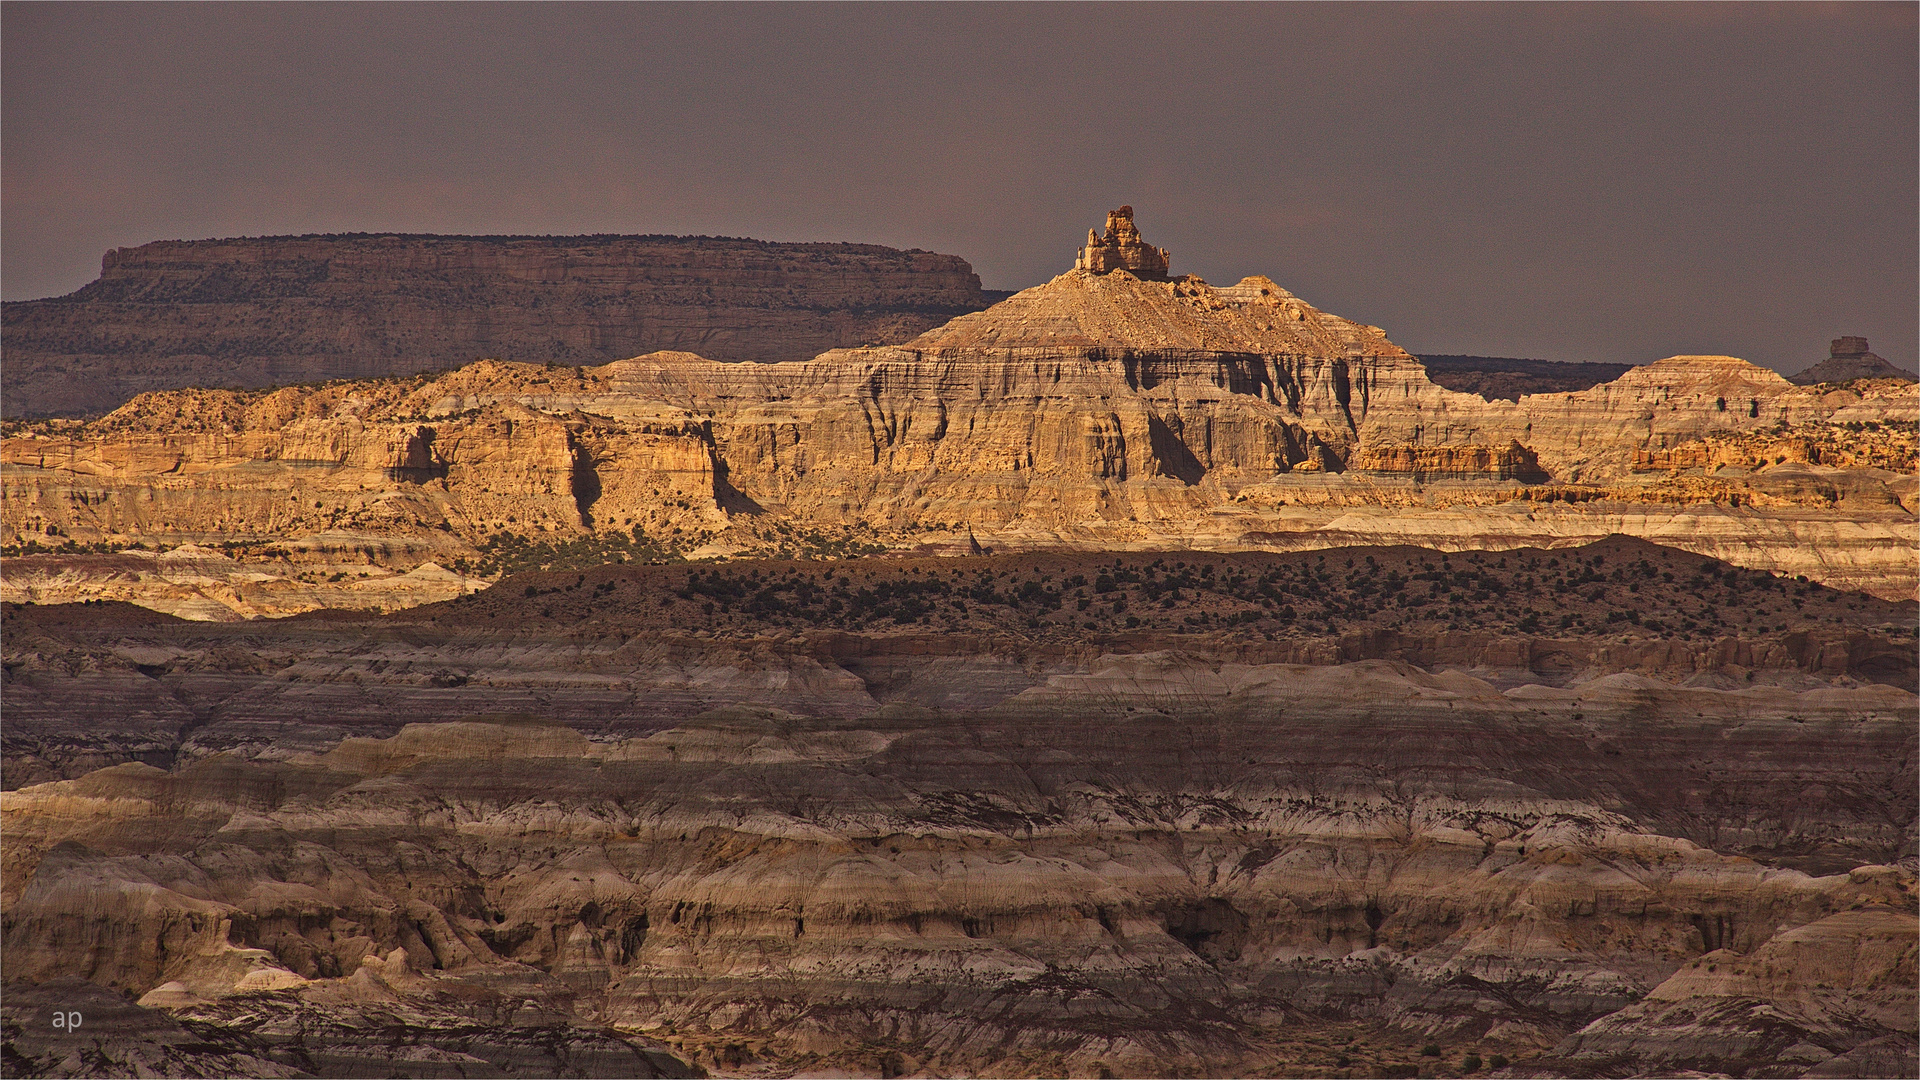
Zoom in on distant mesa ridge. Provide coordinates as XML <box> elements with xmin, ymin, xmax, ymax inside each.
<box><xmin>1414</xmin><ymin>355</ymin><xmax>1637</xmax><ymax>401</ymax></box>
<box><xmin>1</xmin><ymin>232</ymin><xmax>1001</xmax><ymax>418</ymax></box>
<box><xmin>1788</xmin><ymin>336</ymin><xmax>1916</xmax><ymax>386</ymax></box>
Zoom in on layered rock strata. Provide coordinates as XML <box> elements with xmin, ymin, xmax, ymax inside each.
<box><xmin>0</xmin><ymin>976</ymin><xmax>697</xmax><ymax>1079</ymax></box>
<box><xmin>6</xmin><ymin>540</ymin><xmax>1914</xmax><ymax>794</ymax></box>
<box><xmin>4</xmin><ymin>213</ymin><xmax>1915</xmax><ymax>613</ymax></box>
<box><xmin>3</xmin><ymin>662</ymin><xmax>1912</xmax><ymax>1077</ymax></box>
<box><xmin>5</xmin><ymin>532</ymin><xmax>1914</xmax><ymax>1076</ymax></box>
<box><xmin>0</xmin><ymin>545</ymin><xmax>487</xmax><ymax>621</ymax></box>
<box><xmin>1</xmin><ymin>233</ymin><xmax>1001</xmax><ymax>417</ymax></box>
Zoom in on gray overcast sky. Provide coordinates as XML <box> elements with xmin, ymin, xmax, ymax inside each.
<box><xmin>4</xmin><ymin>2</ymin><xmax>1915</xmax><ymax>373</ymax></box>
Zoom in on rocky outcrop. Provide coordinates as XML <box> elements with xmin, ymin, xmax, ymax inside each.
<box><xmin>1541</xmin><ymin>905</ymin><xmax>1917</xmax><ymax>1077</ymax></box>
<box><xmin>1348</xmin><ymin>440</ymin><xmax>1548</xmax><ymax>482</ymax></box>
<box><xmin>0</xmin><ymin>545</ymin><xmax>488</xmax><ymax>621</ymax></box>
<box><xmin>1</xmin><ymin>233</ymin><xmax>1002</xmax><ymax>417</ymax></box>
<box><xmin>4</xmin><ymin>214</ymin><xmax>1915</xmax><ymax>612</ymax></box>
<box><xmin>1790</xmin><ymin>337</ymin><xmax>1917</xmax><ymax>386</ymax></box>
<box><xmin>1075</xmin><ymin>205</ymin><xmax>1171</xmax><ymax>278</ymax></box>
<box><xmin>2</xmin><ymin>660</ymin><xmax>1912</xmax><ymax>1077</ymax></box>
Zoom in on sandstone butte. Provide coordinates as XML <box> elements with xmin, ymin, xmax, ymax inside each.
<box><xmin>0</xmin><ymin>232</ymin><xmax>1003</xmax><ymax>418</ymax></box>
<box><xmin>1</xmin><ymin>210</ymin><xmax>1916</xmax><ymax>1079</ymax></box>
<box><xmin>1</xmin><ymin>208</ymin><xmax>1915</xmax><ymax>622</ymax></box>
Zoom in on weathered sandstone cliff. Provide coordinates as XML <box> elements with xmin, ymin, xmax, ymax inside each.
<box><xmin>2</xmin><ymin>233</ymin><xmax>1000</xmax><ymax>417</ymax></box>
<box><xmin>3</xmin><ymin>655</ymin><xmax>1912</xmax><ymax>1077</ymax></box>
<box><xmin>4</xmin><ymin>210</ymin><xmax>1914</xmax><ymax>616</ymax></box>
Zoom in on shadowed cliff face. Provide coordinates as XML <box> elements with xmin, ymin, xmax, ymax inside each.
<box><xmin>1415</xmin><ymin>355</ymin><xmax>1637</xmax><ymax>402</ymax></box>
<box><xmin>0</xmin><ymin>233</ymin><xmax>1000</xmax><ymax>418</ymax></box>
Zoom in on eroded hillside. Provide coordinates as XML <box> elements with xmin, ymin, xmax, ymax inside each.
<box><xmin>3</xmin><ymin>582</ymin><xmax>1914</xmax><ymax>1077</ymax></box>
<box><xmin>4</xmin><ymin>263</ymin><xmax>1914</xmax><ymax>616</ymax></box>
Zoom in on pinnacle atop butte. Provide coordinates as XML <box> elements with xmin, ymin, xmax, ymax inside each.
<box><xmin>910</xmin><ymin>208</ymin><xmax>1403</xmax><ymax>357</ymax></box>
<box><xmin>1075</xmin><ymin>205</ymin><xmax>1171</xmax><ymax>279</ymax></box>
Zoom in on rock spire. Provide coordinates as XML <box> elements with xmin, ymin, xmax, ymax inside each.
<box><xmin>1074</xmin><ymin>206</ymin><xmax>1171</xmax><ymax>279</ymax></box>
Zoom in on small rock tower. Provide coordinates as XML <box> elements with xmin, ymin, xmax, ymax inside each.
<box><xmin>1075</xmin><ymin>206</ymin><xmax>1171</xmax><ymax>279</ymax></box>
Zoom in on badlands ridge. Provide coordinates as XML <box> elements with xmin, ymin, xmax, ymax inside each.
<box><xmin>0</xmin><ymin>210</ymin><xmax>1914</xmax><ymax>1079</ymax></box>
<box><xmin>3</xmin><ymin>209</ymin><xmax>1915</xmax><ymax>618</ymax></box>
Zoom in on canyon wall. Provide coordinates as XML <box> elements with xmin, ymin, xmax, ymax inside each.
<box><xmin>5</xmin><ymin>268</ymin><xmax>1914</xmax><ymax>611</ymax></box>
<box><xmin>1</xmin><ymin>234</ymin><xmax>1001</xmax><ymax>417</ymax></box>
<box><xmin>5</xmin><ymin>214</ymin><xmax>1914</xmax><ymax>1079</ymax></box>
<box><xmin>3</xmin><ymin>622</ymin><xmax>1913</xmax><ymax>1077</ymax></box>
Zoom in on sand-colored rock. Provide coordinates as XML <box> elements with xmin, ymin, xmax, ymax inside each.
<box><xmin>5</xmin><ymin>213</ymin><xmax>1914</xmax><ymax>613</ymax></box>
<box><xmin>0</xmin><ymin>544</ymin><xmax>487</xmax><ymax>620</ymax></box>
<box><xmin>1546</xmin><ymin>908</ymin><xmax>1917</xmax><ymax>1076</ymax></box>
<box><xmin>1075</xmin><ymin>205</ymin><xmax>1171</xmax><ymax>278</ymax></box>
<box><xmin>2</xmin><ymin>657</ymin><xmax>1912</xmax><ymax>1076</ymax></box>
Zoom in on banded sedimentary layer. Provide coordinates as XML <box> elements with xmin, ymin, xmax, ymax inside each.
<box><xmin>5</xmin><ymin>262</ymin><xmax>1914</xmax><ymax>614</ymax></box>
<box><xmin>6</xmin><ymin>539</ymin><xmax>1913</xmax><ymax>790</ymax></box>
<box><xmin>2</xmin><ymin>640</ymin><xmax>1913</xmax><ymax>1077</ymax></box>
<box><xmin>5</xmin><ymin>531</ymin><xmax>1915</xmax><ymax>1077</ymax></box>
<box><xmin>1</xmin><ymin>233</ymin><xmax>1000</xmax><ymax>417</ymax></box>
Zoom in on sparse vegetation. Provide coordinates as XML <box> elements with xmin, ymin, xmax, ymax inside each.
<box><xmin>415</xmin><ymin>539</ymin><xmax>1916</xmax><ymax>653</ymax></box>
<box><xmin>450</xmin><ymin>526</ymin><xmax>679</xmax><ymax>577</ymax></box>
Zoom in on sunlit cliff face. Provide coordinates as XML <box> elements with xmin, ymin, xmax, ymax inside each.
<box><xmin>1</xmin><ymin>210</ymin><xmax>1914</xmax><ymax>1079</ymax></box>
<box><xmin>3</xmin><ymin>214</ymin><xmax>1915</xmax><ymax>621</ymax></box>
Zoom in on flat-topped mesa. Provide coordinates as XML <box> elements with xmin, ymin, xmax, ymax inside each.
<box><xmin>1</xmin><ymin>233</ymin><xmax>1001</xmax><ymax>418</ymax></box>
<box><xmin>1789</xmin><ymin>335</ymin><xmax>1916</xmax><ymax>386</ymax></box>
<box><xmin>1074</xmin><ymin>205</ymin><xmax>1171</xmax><ymax>279</ymax></box>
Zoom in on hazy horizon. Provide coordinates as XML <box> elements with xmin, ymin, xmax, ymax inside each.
<box><xmin>5</xmin><ymin>3</ymin><xmax>1914</xmax><ymax>373</ymax></box>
